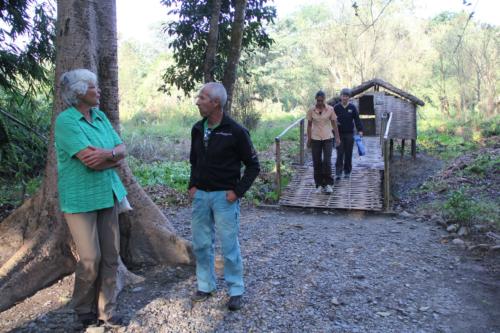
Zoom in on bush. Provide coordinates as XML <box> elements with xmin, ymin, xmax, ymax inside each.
<box><xmin>128</xmin><ymin>157</ymin><xmax>190</xmax><ymax>191</ymax></box>
<box><xmin>0</xmin><ymin>91</ymin><xmax>51</xmax><ymax>207</ymax></box>
<box><xmin>464</xmin><ymin>155</ymin><xmax>500</xmax><ymax>177</ymax></box>
<box><xmin>479</xmin><ymin>114</ymin><xmax>500</xmax><ymax>137</ymax></box>
<box><xmin>441</xmin><ymin>187</ymin><xmax>499</xmax><ymax>229</ymax></box>
<box><xmin>443</xmin><ymin>188</ymin><xmax>478</xmax><ymax>227</ymax></box>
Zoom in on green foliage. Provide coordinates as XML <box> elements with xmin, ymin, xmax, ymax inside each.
<box><xmin>122</xmin><ymin>107</ymin><xmax>303</xmax><ymax>205</ymax></box>
<box><xmin>121</xmin><ymin>103</ymin><xmax>199</xmax><ymax>144</ymax></box>
<box><xmin>25</xmin><ymin>176</ymin><xmax>42</xmax><ymax>196</ymax></box>
<box><xmin>159</xmin><ymin>0</ymin><xmax>276</xmax><ymax>95</ymax></box>
<box><xmin>0</xmin><ymin>0</ymin><xmax>55</xmax><ymax>95</ymax></box>
<box><xmin>0</xmin><ymin>175</ymin><xmax>42</xmax><ymax>207</ymax></box>
<box><xmin>478</xmin><ymin>114</ymin><xmax>500</xmax><ymax>137</ymax></box>
<box><xmin>0</xmin><ymin>90</ymin><xmax>51</xmax><ymax>181</ymax></box>
<box><xmin>0</xmin><ymin>0</ymin><xmax>54</xmax><ymax>208</ymax></box>
<box><xmin>443</xmin><ymin>188</ymin><xmax>477</xmax><ymax>226</ymax></box>
<box><xmin>417</xmin><ymin>116</ymin><xmax>498</xmax><ymax>159</ymax></box>
<box><xmin>118</xmin><ymin>39</ymin><xmax>180</xmax><ymax>120</ymax></box>
<box><xmin>244</xmin><ymin>159</ymin><xmax>293</xmax><ymax>205</ymax></box>
<box><xmin>443</xmin><ymin>187</ymin><xmax>499</xmax><ymax>228</ymax></box>
<box><xmin>128</xmin><ymin>157</ymin><xmax>191</xmax><ymax>192</ymax></box>
<box><xmin>464</xmin><ymin>155</ymin><xmax>500</xmax><ymax>177</ymax></box>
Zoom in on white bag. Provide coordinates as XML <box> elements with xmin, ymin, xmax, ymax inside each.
<box><xmin>118</xmin><ymin>196</ymin><xmax>133</xmax><ymax>214</ymax></box>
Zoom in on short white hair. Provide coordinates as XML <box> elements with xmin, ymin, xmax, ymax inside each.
<box><xmin>60</xmin><ymin>69</ymin><xmax>97</xmax><ymax>106</ymax></box>
<box><xmin>201</xmin><ymin>82</ymin><xmax>227</xmax><ymax>108</ymax></box>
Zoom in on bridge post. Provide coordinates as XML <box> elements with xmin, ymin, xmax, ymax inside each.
<box><xmin>383</xmin><ymin>140</ymin><xmax>391</xmax><ymax>211</ymax></box>
<box><xmin>275</xmin><ymin>137</ymin><xmax>281</xmax><ymax>199</ymax></box>
<box><xmin>299</xmin><ymin>119</ymin><xmax>305</xmax><ymax>165</ymax></box>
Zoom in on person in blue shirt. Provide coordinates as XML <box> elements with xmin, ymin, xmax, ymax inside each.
<box><xmin>333</xmin><ymin>88</ymin><xmax>363</xmax><ymax>180</ymax></box>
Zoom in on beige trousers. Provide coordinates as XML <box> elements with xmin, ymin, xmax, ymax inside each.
<box><xmin>64</xmin><ymin>200</ymin><xmax>120</xmax><ymax>321</ymax></box>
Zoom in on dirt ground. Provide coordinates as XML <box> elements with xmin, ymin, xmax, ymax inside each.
<box><xmin>1</xmin><ymin>152</ymin><xmax>499</xmax><ymax>332</ymax></box>
<box><xmin>1</xmin><ymin>209</ymin><xmax>499</xmax><ymax>332</ymax></box>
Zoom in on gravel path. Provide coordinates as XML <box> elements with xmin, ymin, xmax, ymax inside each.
<box><xmin>1</xmin><ymin>206</ymin><xmax>499</xmax><ymax>333</ymax></box>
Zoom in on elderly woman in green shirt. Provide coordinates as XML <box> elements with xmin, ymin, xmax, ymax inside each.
<box><xmin>55</xmin><ymin>69</ymin><xmax>127</xmax><ymax>328</ymax></box>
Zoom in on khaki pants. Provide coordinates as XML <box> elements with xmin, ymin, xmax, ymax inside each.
<box><xmin>64</xmin><ymin>200</ymin><xmax>120</xmax><ymax>321</ymax></box>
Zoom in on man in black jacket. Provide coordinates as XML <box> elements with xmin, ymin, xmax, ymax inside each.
<box><xmin>188</xmin><ymin>82</ymin><xmax>260</xmax><ymax>311</ymax></box>
<box><xmin>334</xmin><ymin>88</ymin><xmax>363</xmax><ymax>180</ymax></box>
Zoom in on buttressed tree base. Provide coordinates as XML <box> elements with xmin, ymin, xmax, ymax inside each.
<box><xmin>0</xmin><ymin>0</ymin><xmax>193</xmax><ymax>312</ymax></box>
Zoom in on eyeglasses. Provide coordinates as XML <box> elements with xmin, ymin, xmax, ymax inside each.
<box><xmin>203</xmin><ymin>127</ymin><xmax>212</xmax><ymax>148</ymax></box>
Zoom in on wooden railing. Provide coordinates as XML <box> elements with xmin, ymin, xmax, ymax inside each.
<box><xmin>275</xmin><ymin>117</ymin><xmax>305</xmax><ymax>199</ymax></box>
<box><xmin>380</xmin><ymin>112</ymin><xmax>393</xmax><ymax>211</ymax></box>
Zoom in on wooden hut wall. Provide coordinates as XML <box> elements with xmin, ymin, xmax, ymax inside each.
<box><xmin>386</xmin><ymin>95</ymin><xmax>417</xmax><ymax>139</ymax></box>
<box><xmin>350</xmin><ymin>91</ymin><xmax>417</xmax><ymax>139</ymax></box>
<box><xmin>374</xmin><ymin>92</ymin><xmax>386</xmax><ymax>136</ymax></box>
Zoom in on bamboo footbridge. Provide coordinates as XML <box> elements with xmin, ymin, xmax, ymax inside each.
<box><xmin>274</xmin><ymin>113</ymin><xmax>394</xmax><ymax>212</ymax></box>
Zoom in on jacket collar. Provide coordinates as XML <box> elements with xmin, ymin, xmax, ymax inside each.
<box><xmin>194</xmin><ymin>112</ymin><xmax>231</xmax><ymax>131</ymax></box>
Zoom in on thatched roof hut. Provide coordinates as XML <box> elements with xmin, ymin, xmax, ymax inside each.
<box><xmin>328</xmin><ymin>78</ymin><xmax>424</xmax><ymax>157</ymax></box>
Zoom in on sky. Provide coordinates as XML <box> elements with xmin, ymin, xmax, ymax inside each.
<box><xmin>116</xmin><ymin>0</ymin><xmax>499</xmax><ymax>42</ymax></box>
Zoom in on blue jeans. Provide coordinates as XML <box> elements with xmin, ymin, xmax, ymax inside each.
<box><xmin>191</xmin><ymin>190</ymin><xmax>243</xmax><ymax>296</ymax></box>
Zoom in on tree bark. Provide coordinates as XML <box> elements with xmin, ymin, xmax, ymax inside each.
<box><xmin>0</xmin><ymin>0</ymin><xmax>192</xmax><ymax>312</ymax></box>
<box><xmin>222</xmin><ymin>0</ymin><xmax>248</xmax><ymax>115</ymax></box>
<box><xmin>203</xmin><ymin>0</ymin><xmax>222</xmax><ymax>83</ymax></box>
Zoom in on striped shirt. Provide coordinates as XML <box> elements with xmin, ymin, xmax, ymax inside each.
<box><xmin>55</xmin><ymin>107</ymin><xmax>127</xmax><ymax>213</ymax></box>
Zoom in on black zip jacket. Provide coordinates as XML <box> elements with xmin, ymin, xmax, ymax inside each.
<box><xmin>189</xmin><ymin>113</ymin><xmax>260</xmax><ymax>197</ymax></box>
<box><xmin>333</xmin><ymin>102</ymin><xmax>363</xmax><ymax>134</ymax></box>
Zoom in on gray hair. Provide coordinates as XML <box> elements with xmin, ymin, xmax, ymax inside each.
<box><xmin>201</xmin><ymin>82</ymin><xmax>227</xmax><ymax>108</ymax></box>
<box><xmin>60</xmin><ymin>69</ymin><xmax>97</xmax><ymax>106</ymax></box>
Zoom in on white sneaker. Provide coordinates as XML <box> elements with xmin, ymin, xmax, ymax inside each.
<box><xmin>313</xmin><ymin>187</ymin><xmax>323</xmax><ymax>194</ymax></box>
<box><xmin>324</xmin><ymin>185</ymin><xmax>333</xmax><ymax>193</ymax></box>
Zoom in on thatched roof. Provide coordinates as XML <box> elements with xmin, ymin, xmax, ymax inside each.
<box><xmin>328</xmin><ymin>78</ymin><xmax>425</xmax><ymax>106</ymax></box>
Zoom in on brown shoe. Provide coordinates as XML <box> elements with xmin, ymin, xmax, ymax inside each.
<box><xmin>227</xmin><ymin>295</ymin><xmax>243</xmax><ymax>311</ymax></box>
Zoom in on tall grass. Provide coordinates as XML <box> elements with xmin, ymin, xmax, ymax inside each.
<box><xmin>122</xmin><ymin>99</ymin><xmax>305</xmax><ymax>157</ymax></box>
<box><xmin>121</xmin><ymin>100</ymin><xmax>305</xmax><ymax>204</ymax></box>
<box><xmin>417</xmin><ymin>113</ymin><xmax>499</xmax><ymax>159</ymax></box>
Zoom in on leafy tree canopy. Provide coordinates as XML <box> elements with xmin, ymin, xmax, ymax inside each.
<box><xmin>0</xmin><ymin>0</ymin><xmax>55</xmax><ymax>95</ymax></box>
<box><xmin>160</xmin><ymin>0</ymin><xmax>276</xmax><ymax>95</ymax></box>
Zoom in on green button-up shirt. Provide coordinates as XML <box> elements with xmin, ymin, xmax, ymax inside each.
<box><xmin>55</xmin><ymin>107</ymin><xmax>127</xmax><ymax>213</ymax></box>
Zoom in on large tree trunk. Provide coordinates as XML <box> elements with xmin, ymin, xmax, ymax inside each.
<box><xmin>203</xmin><ymin>0</ymin><xmax>222</xmax><ymax>83</ymax></box>
<box><xmin>0</xmin><ymin>0</ymin><xmax>192</xmax><ymax>312</ymax></box>
<box><xmin>222</xmin><ymin>0</ymin><xmax>247</xmax><ymax>115</ymax></box>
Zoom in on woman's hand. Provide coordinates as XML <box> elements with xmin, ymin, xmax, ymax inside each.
<box><xmin>76</xmin><ymin>144</ymin><xmax>127</xmax><ymax>170</ymax></box>
<box><xmin>81</xmin><ymin>146</ymin><xmax>110</xmax><ymax>168</ymax></box>
<box><xmin>77</xmin><ymin>146</ymin><xmax>112</xmax><ymax>169</ymax></box>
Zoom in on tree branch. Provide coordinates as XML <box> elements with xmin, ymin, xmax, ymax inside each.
<box><xmin>0</xmin><ymin>108</ymin><xmax>47</xmax><ymax>142</ymax></box>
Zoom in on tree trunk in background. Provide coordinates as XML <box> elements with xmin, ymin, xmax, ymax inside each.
<box><xmin>222</xmin><ymin>0</ymin><xmax>247</xmax><ymax>115</ymax></box>
<box><xmin>0</xmin><ymin>0</ymin><xmax>192</xmax><ymax>312</ymax></box>
<box><xmin>203</xmin><ymin>0</ymin><xmax>222</xmax><ymax>83</ymax></box>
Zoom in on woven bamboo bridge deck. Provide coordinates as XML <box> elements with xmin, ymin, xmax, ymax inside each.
<box><xmin>279</xmin><ymin>136</ymin><xmax>385</xmax><ymax>211</ymax></box>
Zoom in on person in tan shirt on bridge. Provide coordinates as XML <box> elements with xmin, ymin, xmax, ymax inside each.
<box><xmin>307</xmin><ymin>91</ymin><xmax>341</xmax><ymax>194</ymax></box>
